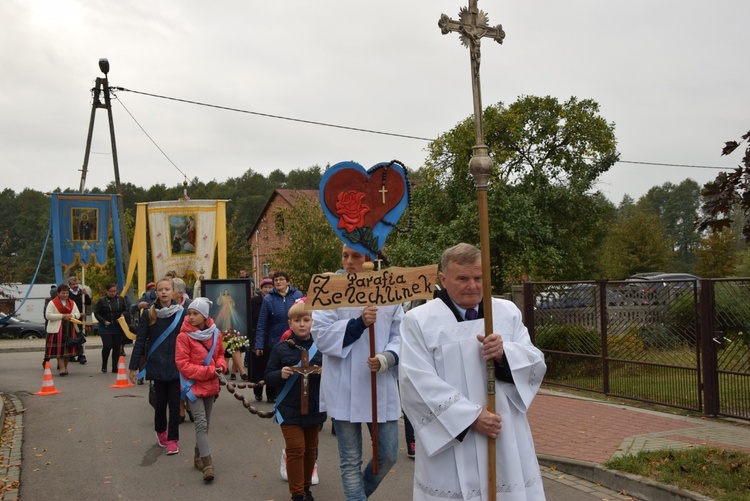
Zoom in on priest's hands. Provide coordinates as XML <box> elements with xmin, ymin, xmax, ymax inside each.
<box><xmin>477</xmin><ymin>333</ymin><xmax>504</xmax><ymax>362</ymax></box>
<box><xmin>471</xmin><ymin>406</ymin><xmax>502</xmax><ymax>439</ymax></box>
<box><xmin>361</xmin><ymin>306</ymin><xmax>378</xmax><ymax>327</ymax></box>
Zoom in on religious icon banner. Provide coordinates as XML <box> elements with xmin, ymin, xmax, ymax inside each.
<box><xmin>50</xmin><ymin>193</ymin><xmax>122</xmax><ymax>284</ymax></box>
<box><xmin>200</xmin><ymin>278</ymin><xmax>251</xmax><ymax>339</ymax></box>
<box><xmin>147</xmin><ymin>200</ymin><xmax>220</xmax><ymax>281</ymax></box>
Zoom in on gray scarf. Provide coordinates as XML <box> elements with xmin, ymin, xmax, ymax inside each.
<box><xmin>187</xmin><ymin>324</ymin><xmax>217</xmax><ymax>342</ymax></box>
<box><xmin>156</xmin><ymin>304</ymin><xmax>183</xmax><ymax>319</ymax></box>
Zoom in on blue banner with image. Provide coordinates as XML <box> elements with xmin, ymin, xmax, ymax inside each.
<box><xmin>51</xmin><ymin>193</ymin><xmax>124</xmax><ymax>286</ymax></box>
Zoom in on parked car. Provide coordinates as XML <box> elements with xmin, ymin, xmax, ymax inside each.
<box><xmin>622</xmin><ymin>273</ymin><xmax>699</xmax><ymax>305</ymax></box>
<box><xmin>0</xmin><ymin>316</ymin><xmax>46</xmax><ymax>339</ymax></box>
<box><xmin>538</xmin><ymin>284</ymin><xmax>624</xmax><ymax>309</ymax></box>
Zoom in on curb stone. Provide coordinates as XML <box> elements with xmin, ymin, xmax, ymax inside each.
<box><xmin>0</xmin><ymin>393</ymin><xmax>22</xmax><ymax>501</ymax></box>
<box><xmin>538</xmin><ymin>455</ymin><xmax>715</xmax><ymax>501</ymax></box>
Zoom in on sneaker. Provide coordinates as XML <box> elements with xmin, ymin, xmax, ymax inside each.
<box><xmin>407</xmin><ymin>441</ymin><xmax>416</xmax><ymax>459</ymax></box>
<box><xmin>156</xmin><ymin>431</ymin><xmax>168</xmax><ymax>447</ymax></box>
<box><xmin>79</xmin><ymin>355</ymin><xmax>87</xmax><ymax>365</ymax></box>
<box><xmin>230</xmin><ymin>373</ymin><xmax>236</xmax><ymax>381</ymax></box>
<box><xmin>166</xmin><ymin>440</ymin><xmax>179</xmax><ymax>455</ymax></box>
<box><xmin>280</xmin><ymin>448</ymin><xmax>288</xmax><ymax>481</ymax></box>
<box><xmin>311</xmin><ymin>462</ymin><xmax>319</xmax><ymax>485</ymax></box>
<box><xmin>240</xmin><ymin>373</ymin><xmax>249</xmax><ymax>381</ymax></box>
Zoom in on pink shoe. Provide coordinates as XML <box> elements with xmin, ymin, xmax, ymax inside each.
<box><xmin>156</xmin><ymin>431</ymin><xmax>168</xmax><ymax>448</ymax></box>
<box><xmin>166</xmin><ymin>440</ymin><xmax>179</xmax><ymax>455</ymax></box>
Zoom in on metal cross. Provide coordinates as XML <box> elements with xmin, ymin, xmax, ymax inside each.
<box><xmin>438</xmin><ymin>0</ymin><xmax>504</xmax><ymax>187</ymax></box>
<box><xmin>290</xmin><ymin>350</ymin><xmax>322</xmax><ymax>415</ymax></box>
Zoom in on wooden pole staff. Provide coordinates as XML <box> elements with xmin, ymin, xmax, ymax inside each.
<box><xmin>362</xmin><ymin>260</ymin><xmax>379</xmax><ymax>474</ymax></box>
<box><xmin>369</xmin><ymin>323</ymin><xmax>379</xmax><ymax>474</ymax></box>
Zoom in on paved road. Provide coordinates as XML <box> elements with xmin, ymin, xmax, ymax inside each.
<box><xmin>3</xmin><ymin>349</ymin><xmax>631</xmax><ymax>500</ymax></box>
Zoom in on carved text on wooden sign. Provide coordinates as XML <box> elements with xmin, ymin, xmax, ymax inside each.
<box><xmin>306</xmin><ymin>265</ymin><xmax>438</xmax><ymax>309</ymax></box>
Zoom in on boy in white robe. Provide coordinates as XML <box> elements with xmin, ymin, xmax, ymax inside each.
<box><xmin>312</xmin><ymin>245</ymin><xmax>403</xmax><ymax>501</ymax></box>
<box><xmin>400</xmin><ymin>243</ymin><xmax>547</xmax><ymax>501</ymax></box>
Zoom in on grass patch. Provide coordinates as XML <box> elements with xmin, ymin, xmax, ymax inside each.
<box><xmin>605</xmin><ymin>447</ymin><xmax>750</xmax><ymax>501</ymax></box>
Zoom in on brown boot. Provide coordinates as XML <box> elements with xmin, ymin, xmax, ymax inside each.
<box><xmin>194</xmin><ymin>448</ymin><xmax>203</xmax><ymax>470</ymax></box>
<box><xmin>202</xmin><ymin>455</ymin><xmax>214</xmax><ymax>482</ymax></box>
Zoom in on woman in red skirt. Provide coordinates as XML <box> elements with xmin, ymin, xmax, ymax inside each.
<box><xmin>44</xmin><ymin>283</ymin><xmax>81</xmax><ymax>376</ymax></box>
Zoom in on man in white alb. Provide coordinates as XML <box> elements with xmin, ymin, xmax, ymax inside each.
<box><xmin>400</xmin><ymin>243</ymin><xmax>547</xmax><ymax>501</ymax></box>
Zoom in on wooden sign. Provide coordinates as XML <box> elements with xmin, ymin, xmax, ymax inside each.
<box><xmin>306</xmin><ymin>265</ymin><xmax>438</xmax><ymax>310</ymax></box>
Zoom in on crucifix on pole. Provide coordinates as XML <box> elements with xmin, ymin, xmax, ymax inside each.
<box><xmin>438</xmin><ymin>2</ymin><xmax>504</xmax><ymax>500</ymax></box>
<box><xmin>289</xmin><ymin>350</ymin><xmax>322</xmax><ymax>415</ymax></box>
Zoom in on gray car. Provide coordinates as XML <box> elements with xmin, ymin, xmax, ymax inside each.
<box><xmin>0</xmin><ymin>316</ymin><xmax>46</xmax><ymax>339</ymax></box>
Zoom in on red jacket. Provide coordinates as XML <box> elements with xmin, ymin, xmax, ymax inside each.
<box><xmin>175</xmin><ymin>317</ymin><xmax>227</xmax><ymax>398</ymax></box>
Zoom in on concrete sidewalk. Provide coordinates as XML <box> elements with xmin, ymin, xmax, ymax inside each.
<box><xmin>529</xmin><ymin>390</ymin><xmax>750</xmax><ymax>500</ymax></box>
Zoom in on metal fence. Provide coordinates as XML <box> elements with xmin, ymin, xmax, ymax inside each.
<box><xmin>523</xmin><ymin>278</ymin><xmax>750</xmax><ymax>421</ymax></box>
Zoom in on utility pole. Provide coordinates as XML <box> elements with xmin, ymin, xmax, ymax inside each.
<box><xmin>79</xmin><ymin>58</ymin><xmax>131</xmax><ymax>293</ymax></box>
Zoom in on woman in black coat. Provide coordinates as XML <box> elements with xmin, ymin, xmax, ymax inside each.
<box><xmin>93</xmin><ymin>282</ymin><xmax>131</xmax><ymax>373</ymax></box>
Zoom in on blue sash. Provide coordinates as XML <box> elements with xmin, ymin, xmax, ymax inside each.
<box><xmin>274</xmin><ymin>344</ymin><xmax>318</xmax><ymax>424</ymax></box>
<box><xmin>137</xmin><ymin>308</ymin><xmax>183</xmax><ymax>379</ymax></box>
<box><xmin>180</xmin><ymin>327</ymin><xmax>220</xmax><ymax>403</ymax></box>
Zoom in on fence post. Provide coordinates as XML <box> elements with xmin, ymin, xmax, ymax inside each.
<box><xmin>523</xmin><ymin>282</ymin><xmax>536</xmax><ymax>344</ymax></box>
<box><xmin>699</xmin><ymin>279</ymin><xmax>719</xmax><ymax>416</ymax></box>
<box><xmin>598</xmin><ymin>280</ymin><xmax>609</xmax><ymax>394</ymax></box>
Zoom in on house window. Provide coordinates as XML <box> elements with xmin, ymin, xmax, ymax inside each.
<box><xmin>262</xmin><ymin>263</ymin><xmax>271</xmax><ymax>278</ymax></box>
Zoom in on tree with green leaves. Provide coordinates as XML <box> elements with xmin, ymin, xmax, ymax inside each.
<box><xmin>597</xmin><ymin>201</ymin><xmax>673</xmax><ymax>279</ymax></box>
<box><xmin>641</xmin><ymin>179</ymin><xmax>701</xmax><ymax>271</ymax></box>
<box><xmin>694</xmin><ymin>227</ymin><xmax>739</xmax><ymax>278</ymax></box>
<box><xmin>267</xmin><ymin>196</ymin><xmax>342</xmax><ymax>293</ymax></box>
<box><xmin>388</xmin><ymin>95</ymin><xmax>618</xmax><ymax>289</ymax></box>
<box><xmin>223</xmin><ymin>210</ymin><xmax>254</xmax><ymax>282</ymax></box>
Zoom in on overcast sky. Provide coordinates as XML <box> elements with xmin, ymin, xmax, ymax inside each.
<box><xmin>2</xmin><ymin>0</ymin><xmax>748</xmax><ymax>204</ymax></box>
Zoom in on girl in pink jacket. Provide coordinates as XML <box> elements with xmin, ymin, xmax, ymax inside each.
<box><xmin>175</xmin><ymin>297</ymin><xmax>227</xmax><ymax>482</ymax></box>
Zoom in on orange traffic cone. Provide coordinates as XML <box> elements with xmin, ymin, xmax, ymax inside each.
<box><xmin>109</xmin><ymin>355</ymin><xmax>134</xmax><ymax>388</ymax></box>
<box><xmin>35</xmin><ymin>361</ymin><xmax>62</xmax><ymax>396</ymax></box>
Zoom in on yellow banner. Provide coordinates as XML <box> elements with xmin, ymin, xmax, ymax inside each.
<box><xmin>117</xmin><ymin>316</ymin><xmax>137</xmax><ymax>340</ymax></box>
<box><xmin>69</xmin><ymin>318</ymin><xmax>98</xmax><ymax>326</ymax></box>
<box><xmin>306</xmin><ymin>265</ymin><xmax>438</xmax><ymax>310</ymax></box>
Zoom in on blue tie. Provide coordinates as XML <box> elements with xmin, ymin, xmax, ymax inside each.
<box><xmin>465</xmin><ymin>308</ymin><xmax>477</xmax><ymax>321</ymax></box>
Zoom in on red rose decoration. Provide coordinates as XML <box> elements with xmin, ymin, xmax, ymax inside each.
<box><xmin>336</xmin><ymin>190</ymin><xmax>370</xmax><ymax>233</ymax></box>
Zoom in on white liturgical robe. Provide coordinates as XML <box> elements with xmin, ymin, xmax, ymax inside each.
<box><xmin>312</xmin><ymin>304</ymin><xmax>403</xmax><ymax>422</ymax></box>
<box><xmin>400</xmin><ymin>294</ymin><xmax>547</xmax><ymax>501</ymax></box>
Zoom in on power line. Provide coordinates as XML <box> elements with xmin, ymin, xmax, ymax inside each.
<box><xmin>115</xmin><ymin>95</ymin><xmax>189</xmax><ymax>179</ymax></box>
<box><xmin>113</xmin><ymin>86</ymin><xmax>733</xmax><ymax>172</ymax></box>
<box><xmin>616</xmin><ymin>159</ymin><xmax>727</xmax><ymax>170</ymax></box>
<box><xmin>114</xmin><ymin>87</ymin><xmax>434</xmax><ymax>142</ymax></box>
<box><xmin>114</xmin><ymin>95</ymin><xmax>211</xmax><ymax>199</ymax></box>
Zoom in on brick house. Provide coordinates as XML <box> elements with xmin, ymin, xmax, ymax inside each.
<box><xmin>247</xmin><ymin>189</ymin><xmax>318</xmax><ymax>285</ymax></box>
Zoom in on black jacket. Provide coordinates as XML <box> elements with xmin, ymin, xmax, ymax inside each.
<box><xmin>265</xmin><ymin>334</ymin><xmax>326</xmax><ymax>427</ymax></box>
<box><xmin>128</xmin><ymin>303</ymin><xmax>185</xmax><ymax>382</ymax></box>
<box><xmin>94</xmin><ymin>295</ymin><xmax>131</xmax><ymax>333</ymax></box>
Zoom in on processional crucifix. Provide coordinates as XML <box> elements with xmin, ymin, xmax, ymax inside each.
<box><xmin>439</xmin><ymin>2</ymin><xmax>505</xmax><ymax>500</ymax></box>
<box><xmin>290</xmin><ymin>350</ymin><xmax>322</xmax><ymax>415</ymax></box>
